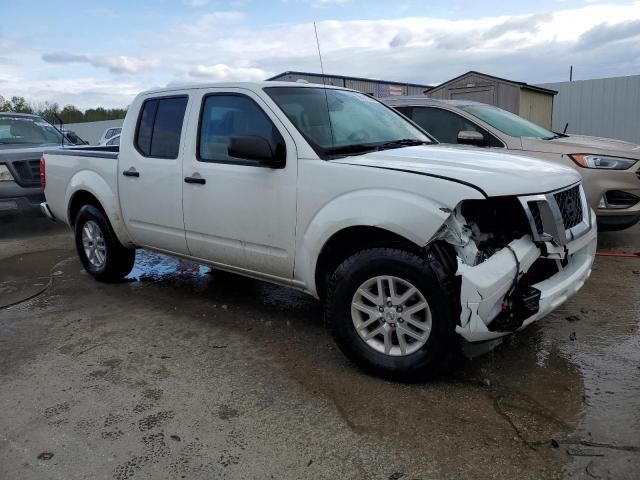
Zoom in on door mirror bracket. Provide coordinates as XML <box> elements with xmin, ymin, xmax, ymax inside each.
<box><xmin>228</xmin><ymin>136</ymin><xmax>285</xmax><ymax>168</ymax></box>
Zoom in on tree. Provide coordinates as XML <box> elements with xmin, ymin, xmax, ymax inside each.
<box><xmin>60</xmin><ymin>105</ymin><xmax>85</xmax><ymax>123</ymax></box>
<box><xmin>1</xmin><ymin>93</ymin><xmax>127</xmax><ymax>123</ymax></box>
<box><xmin>0</xmin><ymin>95</ymin><xmax>34</xmax><ymax>113</ymax></box>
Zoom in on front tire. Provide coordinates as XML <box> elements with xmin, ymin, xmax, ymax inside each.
<box><xmin>325</xmin><ymin>248</ymin><xmax>458</xmax><ymax>382</ymax></box>
<box><xmin>74</xmin><ymin>204</ymin><xmax>135</xmax><ymax>282</ymax></box>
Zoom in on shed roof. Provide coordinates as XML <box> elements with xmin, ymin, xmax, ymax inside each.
<box><xmin>430</xmin><ymin>70</ymin><xmax>557</xmax><ymax>95</ymax></box>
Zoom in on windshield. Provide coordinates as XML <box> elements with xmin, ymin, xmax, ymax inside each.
<box><xmin>460</xmin><ymin>105</ymin><xmax>555</xmax><ymax>140</ymax></box>
<box><xmin>0</xmin><ymin>115</ymin><xmax>65</xmax><ymax>146</ymax></box>
<box><xmin>264</xmin><ymin>86</ymin><xmax>432</xmax><ymax>158</ymax></box>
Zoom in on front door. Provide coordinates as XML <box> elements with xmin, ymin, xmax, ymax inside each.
<box><xmin>119</xmin><ymin>94</ymin><xmax>190</xmax><ymax>253</ymax></box>
<box><xmin>182</xmin><ymin>89</ymin><xmax>297</xmax><ymax>279</ymax></box>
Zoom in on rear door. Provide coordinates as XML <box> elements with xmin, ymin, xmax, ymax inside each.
<box><xmin>181</xmin><ymin>88</ymin><xmax>297</xmax><ymax>279</ymax></box>
<box><xmin>119</xmin><ymin>94</ymin><xmax>190</xmax><ymax>253</ymax></box>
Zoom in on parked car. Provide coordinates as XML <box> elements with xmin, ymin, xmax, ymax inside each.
<box><xmin>98</xmin><ymin>127</ymin><xmax>121</xmax><ymax>145</ymax></box>
<box><xmin>0</xmin><ymin>112</ymin><xmax>68</xmax><ymax>214</ymax></box>
<box><xmin>41</xmin><ymin>82</ymin><xmax>596</xmax><ymax>380</ymax></box>
<box><xmin>104</xmin><ymin>134</ymin><xmax>120</xmax><ymax>147</ymax></box>
<box><xmin>383</xmin><ymin>97</ymin><xmax>640</xmax><ymax>231</ymax></box>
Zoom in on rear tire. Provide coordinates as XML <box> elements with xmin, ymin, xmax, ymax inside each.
<box><xmin>74</xmin><ymin>204</ymin><xmax>135</xmax><ymax>282</ymax></box>
<box><xmin>325</xmin><ymin>248</ymin><xmax>459</xmax><ymax>382</ymax></box>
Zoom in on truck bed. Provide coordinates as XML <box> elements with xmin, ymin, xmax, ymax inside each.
<box><xmin>43</xmin><ymin>146</ymin><xmax>120</xmax><ymax>225</ymax></box>
<box><xmin>44</xmin><ymin>145</ymin><xmax>119</xmax><ymax>159</ymax></box>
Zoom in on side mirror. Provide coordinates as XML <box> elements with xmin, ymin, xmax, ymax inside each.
<box><xmin>228</xmin><ymin>135</ymin><xmax>285</xmax><ymax>168</ymax></box>
<box><xmin>457</xmin><ymin>130</ymin><xmax>486</xmax><ymax>146</ymax></box>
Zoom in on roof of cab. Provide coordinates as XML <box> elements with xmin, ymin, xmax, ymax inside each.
<box><xmin>0</xmin><ymin>112</ymin><xmax>41</xmax><ymax>118</ymax></box>
<box><xmin>138</xmin><ymin>80</ymin><xmax>353</xmax><ymax>96</ymax></box>
<box><xmin>380</xmin><ymin>96</ymin><xmax>485</xmax><ymax>107</ymax></box>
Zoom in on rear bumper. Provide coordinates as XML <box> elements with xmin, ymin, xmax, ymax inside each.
<box><xmin>456</xmin><ymin>211</ymin><xmax>597</xmax><ymax>343</ymax></box>
<box><xmin>0</xmin><ymin>181</ymin><xmax>44</xmax><ymax>213</ymax></box>
<box><xmin>40</xmin><ymin>202</ymin><xmax>55</xmax><ymax>221</ymax></box>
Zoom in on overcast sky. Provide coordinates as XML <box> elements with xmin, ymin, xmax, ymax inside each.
<box><xmin>2</xmin><ymin>0</ymin><xmax>640</xmax><ymax>109</ymax></box>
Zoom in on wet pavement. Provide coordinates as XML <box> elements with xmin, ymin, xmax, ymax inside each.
<box><xmin>0</xmin><ymin>214</ymin><xmax>639</xmax><ymax>479</ymax></box>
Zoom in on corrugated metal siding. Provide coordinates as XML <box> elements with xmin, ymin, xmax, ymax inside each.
<box><xmin>538</xmin><ymin>75</ymin><xmax>640</xmax><ymax>143</ymax></box>
<box><xmin>519</xmin><ymin>89</ymin><xmax>553</xmax><ymax>129</ymax></box>
<box><xmin>345</xmin><ymin>79</ymin><xmax>379</xmax><ymax>95</ymax></box>
<box><xmin>407</xmin><ymin>85</ymin><xmax>428</xmax><ymax>95</ymax></box>
<box><xmin>268</xmin><ymin>73</ymin><xmax>428</xmax><ymax>97</ymax></box>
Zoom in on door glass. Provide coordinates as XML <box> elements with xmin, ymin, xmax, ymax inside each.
<box><xmin>411</xmin><ymin>107</ymin><xmax>483</xmax><ymax>144</ymax></box>
<box><xmin>198</xmin><ymin>95</ymin><xmax>285</xmax><ymax>165</ymax></box>
<box><xmin>150</xmin><ymin>97</ymin><xmax>188</xmax><ymax>158</ymax></box>
<box><xmin>135</xmin><ymin>99</ymin><xmax>158</xmax><ymax>156</ymax></box>
<box><xmin>135</xmin><ymin>97</ymin><xmax>188</xmax><ymax>159</ymax></box>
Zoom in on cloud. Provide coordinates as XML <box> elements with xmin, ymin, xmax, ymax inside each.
<box><xmin>42</xmin><ymin>52</ymin><xmax>159</xmax><ymax>74</ymax></box>
<box><xmin>389</xmin><ymin>32</ymin><xmax>412</xmax><ymax>48</ymax></box>
<box><xmin>3</xmin><ymin>1</ymin><xmax>640</xmax><ymax>109</ymax></box>
<box><xmin>187</xmin><ymin>64</ymin><xmax>271</xmax><ymax>81</ymax></box>
<box><xmin>311</xmin><ymin>0</ymin><xmax>352</xmax><ymax>7</ymax></box>
<box><xmin>577</xmin><ymin>19</ymin><xmax>640</xmax><ymax>50</ymax></box>
<box><xmin>183</xmin><ymin>0</ymin><xmax>211</xmax><ymax>5</ymax></box>
<box><xmin>483</xmin><ymin>13</ymin><xmax>552</xmax><ymax>39</ymax></box>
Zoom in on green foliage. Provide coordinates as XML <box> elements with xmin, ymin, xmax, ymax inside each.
<box><xmin>0</xmin><ymin>94</ymin><xmax>127</xmax><ymax>124</ymax></box>
<box><xmin>0</xmin><ymin>95</ymin><xmax>34</xmax><ymax>114</ymax></box>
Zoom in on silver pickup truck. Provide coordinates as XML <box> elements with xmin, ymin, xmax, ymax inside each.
<box><xmin>0</xmin><ymin>113</ymin><xmax>66</xmax><ymax>214</ymax></box>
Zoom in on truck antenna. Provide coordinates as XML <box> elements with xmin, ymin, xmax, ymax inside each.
<box><xmin>313</xmin><ymin>21</ymin><xmax>335</xmax><ymax>145</ymax></box>
<box><xmin>54</xmin><ymin>114</ymin><xmax>65</xmax><ymax>148</ymax></box>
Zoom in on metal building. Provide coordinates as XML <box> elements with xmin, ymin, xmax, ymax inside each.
<box><xmin>427</xmin><ymin>71</ymin><xmax>557</xmax><ymax>129</ymax></box>
<box><xmin>537</xmin><ymin>75</ymin><xmax>640</xmax><ymax>144</ymax></box>
<box><xmin>266</xmin><ymin>71</ymin><xmax>431</xmax><ymax>97</ymax></box>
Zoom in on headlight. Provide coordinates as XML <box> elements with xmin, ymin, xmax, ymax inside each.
<box><xmin>569</xmin><ymin>154</ymin><xmax>637</xmax><ymax>170</ymax></box>
<box><xmin>0</xmin><ymin>165</ymin><xmax>14</xmax><ymax>181</ymax></box>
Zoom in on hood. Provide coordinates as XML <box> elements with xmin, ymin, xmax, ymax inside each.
<box><xmin>521</xmin><ymin>134</ymin><xmax>640</xmax><ymax>159</ymax></box>
<box><xmin>334</xmin><ymin>145</ymin><xmax>581</xmax><ymax>197</ymax></box>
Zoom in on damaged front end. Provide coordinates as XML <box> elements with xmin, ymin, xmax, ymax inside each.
<box><xmin>435</xmin><ymin>183</ymin><xmax>597</xmax><ymax>350</ymax></box>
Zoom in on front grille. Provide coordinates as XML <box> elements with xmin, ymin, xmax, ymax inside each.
<box><xmin>12</xmin><ymin>159</ymin><xmax>41</xmax><ymax>186</ymax></box>
<box><xmin>528</xmin><ymin>202</ymin><xmax>544</xmax><ymax>234</ymax></box>
<box><xmin>520</xmin><ymin>183</ymin><xmax>590</xmax><ymax>246</ymax></box>
<box><xmin>554</xmin><ymin>185</ymin><xmax>583</xmax><ymax>230</ymax></box>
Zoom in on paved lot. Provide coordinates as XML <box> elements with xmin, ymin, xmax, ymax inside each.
<box><xmin>1</xmin><ymin>214</ymin><xmax>639</xmax><ymax>479</ymax></box>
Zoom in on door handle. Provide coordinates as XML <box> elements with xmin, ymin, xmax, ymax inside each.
<box><xmin>184</xmin><ymin>175</ymin><xmax>206</xmax><ymax>185</ymax></box>
<box><xmin>123</xmin><ymin>168</ymin><xmax>140</xmax><ymax>177</ymax></box>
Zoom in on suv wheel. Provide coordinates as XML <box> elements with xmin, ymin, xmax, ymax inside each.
<box><xmin>74</xmin><ymin>204</ymin><xmax>135</xmax><ymax>282</ymax></box>
<box><xmin>325</xmin><ymin>248</ymin><xmax>458</xmax><ymax>382</ymax></box>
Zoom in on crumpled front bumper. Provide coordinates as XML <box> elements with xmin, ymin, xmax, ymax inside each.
<box><xmin>456</xmin><ymin>211</ymin><xmax>597</xmax><ymax>343</ymax></box>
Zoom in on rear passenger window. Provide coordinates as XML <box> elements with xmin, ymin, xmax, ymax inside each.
<box><xmin>135</xmin><ymin>96</ymin><xmax>188</xmax><ymax>159</ymax></box>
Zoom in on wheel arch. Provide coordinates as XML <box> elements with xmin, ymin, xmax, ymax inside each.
<box><xmin>314</xmin><ymin>226</ymin><xmax>424</xmax><ymax>301</ymax></box>
<box><xmin>296</xmin><ymin>188</ymin><xmax>461</xmax><ymax>298</ymax></box>
<box><xmin>65</xmin><ymin>171</ymin><xmax>133</xmax><ymax>246</ymax></box>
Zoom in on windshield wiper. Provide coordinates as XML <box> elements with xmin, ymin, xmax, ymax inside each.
<box><xmin>376</xmin><ymin>139</ymin><xmax>431</xmax><ymax>149</ymax></box>
<box><xmin>324</xmin><ymin>143</ymin><xmax>380</xmax><ymax>157</ymax></box>
<box><xmin>325</xmin><ymin>139</ymin><xmax>431</xmax><ymax>158</ymax></box>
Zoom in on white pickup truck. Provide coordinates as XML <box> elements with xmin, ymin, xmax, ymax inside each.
<box><xmin>41</xmin><ymin>82</ymin><xmax>597</xmax><ymax>381</ymax></box>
